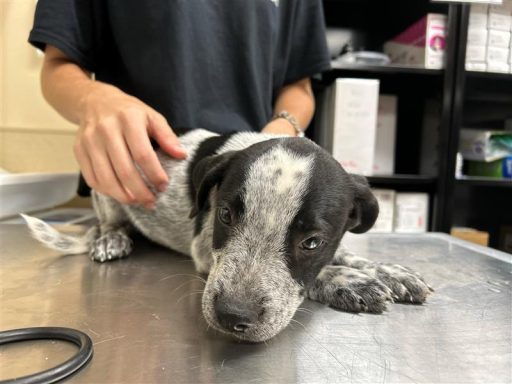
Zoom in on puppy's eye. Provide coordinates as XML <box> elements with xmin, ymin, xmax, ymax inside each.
<box><xmin>301</xmin><ymin>236</ymin><xmax>323</xmax><ymax>250</ymax></box>
<box><xmin>218</xmin><ymin>207</ymin><xmax>232</xmax><ymax>225</ymax></box>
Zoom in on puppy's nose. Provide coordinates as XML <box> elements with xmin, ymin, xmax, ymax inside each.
<box><xmin>214</xmin><ymin>299</ymin><xmax>258</xmax><ymax>333</ymax></box>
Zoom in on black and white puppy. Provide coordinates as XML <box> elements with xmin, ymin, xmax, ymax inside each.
<box><xmin>24</xmin><ymin>129</ymin><xmax>432</xmax><ymax>342</ymax></box>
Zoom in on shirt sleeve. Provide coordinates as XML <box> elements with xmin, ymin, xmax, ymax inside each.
<box><xmin>28</xmin><ymin>0</ymin><xmax>96</xmax><ymax>72</ymax></box>
<box><xmin>280</xmin><ymin>0</ymin><xmax>331</xmax><ymax>86</ymax></box>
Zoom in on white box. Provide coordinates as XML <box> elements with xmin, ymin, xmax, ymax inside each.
<box><xmin>490</xmin><ymin>2</ymin><xmax>512</xmax><ymax>14</ymax></box>
<box><xmin>459</xmin><ymin>129</ymin><xmax>512</xmax><ymax>161</ymax></box>
<box><xmin>469</xmin><ymin>4</ymin><xmax>489</xmax><ymax>29</ymax></box>
<box><xmin>369</xmin><ymin>189</ymin><xmax>395</xmax><ymax>233</ymax></box>
<box><xmin>488</xmin><ymin>29</ymin><xmax>511</xmax><ymax>47</ymax></box>
<box><xmin>466</xmin><ymin>44</ymin><xmax>487</xmax><ymax>61</ymax></box>
<box><xmin>394</xmin><ymin>193</ymin><xmax>429</xmax><ymax>233</ymax></box>
<box><xmin>467</xmin><ymin>28</ymin><xmax>489</xmax><ymax>45</ymax></box>
<box><xmin>326</xmin><ymin>79</ymin><xmax>380</xmax><ymax>175</ymax></box>
<box><xmin>487</xmin><ymin>61</ymin><xmax>511</xmax><ymax>72</ymax></box>
<box><xmin>384</xmin><ymin>14</ymin><xmax>447</xmax><ymax>69</ymax></box>
<box><xmin>487</xmin><ymin>46</ymin><xmax>510</xmax><ymax>61</ymax></box>
<box><xmin>488</xmin><ymin>13</ymin><xmax>512</xmax><ymax>31</ymax></box>
<box><xmin>466</xmin><ymin>62</ymin><xmax>488</xmax><ymax>71</ymax></box>
<box><xmin>374</xmin><ymin>95</ymin><xmax>397</xmax><ymax>175</ymax></box>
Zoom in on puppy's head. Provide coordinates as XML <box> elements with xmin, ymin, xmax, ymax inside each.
<box><xmin>191</xmin><ymin>138</ymin><xmax>378</xmax><ymax>342</ymax></box>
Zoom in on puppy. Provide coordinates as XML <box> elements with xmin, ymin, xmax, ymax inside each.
<box><xmin>24</xmin><ymin>129</ymin><xmax>432</xmax><ymax>342</ymax></box>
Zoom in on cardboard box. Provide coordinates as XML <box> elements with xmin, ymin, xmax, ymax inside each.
<box><xmin>487</xmin><ymin>61</ymin><xmax>511</xmax><ymax>72</ymax></box>
<box><xmin>487</xmin><ymin>29</ymin><xmax>510</xmax><ymax>49</ymax></box>
<box><xmin>468</xmin><ymin>28</ymin><xmax>489</xmax><ymax>46</ymax></box>
<box><xmin>488</xmin><ymin>13</ymin><xmax>512</xmax><ymax>31</ymax></box>
<box><xmin>490</xmin><ymin>1</ymin><xmax>512</xmax><ymax>14</ymax></box>
<box><xmin>469</xmin><ymin>4</ymin><xmax>489</xmax><ymax>29</ymax></box>
<box><xmin>369</xmin><ymin>189</ymin><xmax>395</xmax><ymax>233</ymax></box>
<box><xmin>466</xmin><ymin>45</ymin><xmax>487</xmax><ymax>62</ymax></box>
<box><xmin>394</xmin><ymin>193</ymin><xmax>429</xmax><ymax>233</ymax></box>
<box><xmin>384</xmin><ymin>14</ymin><xmax>447</xmax><ymax>69</ymax></box>
<box><xmin>487</xmin><ymin>46</ymin><xmax>510</xmax><ymax>62</ymax></box>
<box><xmin>466</xmin><ymin>62</ymin><xmax>488</xmax><ymax>71</ymax></box>
<box><xmin>459</xmin><ymin>129</ymin><xmax>512</xmax><ymax>161</ymax></box>
<box><xmin>374</xmin><ymin>95</ymin><xmax>397</xmax><ymax>175</ymax></box>
<box><xmin>488</xmin><ymin>29</ymin><xmax>511</xmax><ymax>48</ymax></box>
<box><xmin>318</xmin><ymin>78</ymin><xmax>380</xmax><ymax>175</ymax></box>
<box><xmin>451</xmin><ymin>227</ymin><xmax>490</xmax><ymax>247</ymax></box>
<box><xmin>465</xmin><ymin>156</ymin><xmax>512</xmax><ymax>178</ymax></box>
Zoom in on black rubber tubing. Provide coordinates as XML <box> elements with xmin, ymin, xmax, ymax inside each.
<box><xmin>0</xmin><ymin>327</ymin><xmax>93</xmax><ymax>384</ymax></box>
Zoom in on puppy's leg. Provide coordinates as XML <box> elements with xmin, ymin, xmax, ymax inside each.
<box><xmin>331</xmin><ymin>244</ymin><xmax>433</xmax><ymax>304</ymax></box>
<box><xmin>306</xmin><ymin>265</ymin><xmax>394</xmax><ymax>313</ymax></box>
<box><xmin>90</xmin><ymin>192</ymin><xmax>133</xmax><ymax>263</ymax></box>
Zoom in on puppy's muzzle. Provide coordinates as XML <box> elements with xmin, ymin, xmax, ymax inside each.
<box><xmin>214</xmin><ymin>297</ymin><xmax>259</xmax><ymax>334</ymax></box>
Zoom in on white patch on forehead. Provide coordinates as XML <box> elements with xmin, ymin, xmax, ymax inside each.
<box><xmin>243</xmin><ymin>146</ymin><xmax>314</xmax><ymax>238</ymax></box>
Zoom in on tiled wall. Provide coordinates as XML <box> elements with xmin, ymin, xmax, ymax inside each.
<box><xmin>0</xmin><ymin>0</ymin><xmax>78</xmax><ymax>172</ymax></box>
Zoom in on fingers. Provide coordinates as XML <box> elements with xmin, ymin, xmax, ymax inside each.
<box><xmin>76</xmin><ymin>131</ymin><xmax>135</xmax><ymax>204</ymax></box>
<box><xmin>121</xmin><ymin>112</ymin><xmax>170</xmax><ymax>194</ymax></box>
<box><xmin>107</xmin><ymin>133</ymin><xmax>157</xmax><ymax>208</ymax></box>
<box><xmin>148</xmin><ymin>113</ymin><xmax>187</xmax><ymax>160</ymax></box>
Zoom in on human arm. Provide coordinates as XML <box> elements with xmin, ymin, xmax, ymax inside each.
<box><xmin>261</xmin><ymin>77</ymin><xmax>315</xmax><ymax>137</ymax></box>
<box><xmin>41</xmin><ymin>45</ymin><xmax>187</xmax><ymax>208</ymax></box>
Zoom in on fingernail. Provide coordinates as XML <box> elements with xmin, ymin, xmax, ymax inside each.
<box><xmin>158</xmin><ymin>183</ymin><xmax>168</xmax><ymax>192</ymax></box>
<box><xmin>145</xmin><ymin>202</ymin><xmax>155</xmax><ymax>210</ymax></box>
<box><xmin>175</xmin><ymin>145</ymin><xmax>188</xmax><ymax>156</ymax></box>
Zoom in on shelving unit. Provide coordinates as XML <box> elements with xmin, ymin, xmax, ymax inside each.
<box><xmin>329</xmin><ymin>62</ymin><xmax>443</xmax><ymax>76</ymax></box>
<box><xmin>456</xmin><ymin>176</ymin><xmax>512</xmax><ymax>188</ymax></box>
<box><xmin>317</xmin><ymin>1</ymin><xmax>510</xmax><ymax>250</ymax></box>
<box><xmin>316</xmin><ymin>0</ymin><xmax>459</xmax><ymax>232</ymax></box>
<box><xmin>449</xmin><ymin>4</ymin><xmax>512</xmax><ymax>250</ymax></box>
<box><xmin>367</xmin><ymin>175</ymin><xmax>437</xmax><ymax>191</ymax></box>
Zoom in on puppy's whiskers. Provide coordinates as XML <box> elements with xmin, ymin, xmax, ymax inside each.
<box><xmin>169</xmin><ymin>279</ymin><xmax>205</xmax><ymax>297</ymax></box>
<box><xmin>296</xmin><ymin>308</ymin><xmax>314</xmax><ymax>315</ymax></box>
<box><xmin>176</xmin><ymin>290</ymin><xmax>205</xmax><ymax>305</ymax></box>
<box><xmin>159</xmin><ymin>273</ymin><xmax>207</xmax><ymax>284</ymax></box>
<box><xmin>290</xmin><ymin>318</ymin><xmax>307</xmax><ymax>329</ymax></box>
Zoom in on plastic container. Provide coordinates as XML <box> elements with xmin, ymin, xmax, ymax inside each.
<box><xmin>0</xmin><ymin>172</ymin><xmax>79</xmax><ymax>219</ymax></box>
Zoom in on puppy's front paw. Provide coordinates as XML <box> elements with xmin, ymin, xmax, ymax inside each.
<box><xmin>90</xmin><ymin>231</ymin><xmax>133</xmax><ymax>262</ymax></box>
<box><xmin>363</xmin><ymin>264</ymin><xmax>433</xmax><ymax>304</ymax></box>
<box><xmin>307</xmin><ymin>266</ymin><xmax>393</xmax><ymax>314</ymax></box>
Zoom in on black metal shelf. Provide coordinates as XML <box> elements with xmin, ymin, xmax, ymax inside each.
<box><xmin>366</xmin><ymin>175</ymin><xmax>437</xmax><ymax>192</ymax></box>
<box><xmin>466</xmin><ymin>71</ymin><xmax>512</xmax><ymax>81</ymax></box>
<box><xmin>456</xmin><ymin>176</ymin><xmax>512</xmax><ymax>188</ymax></box>
<box><xmin>329</xmin><ymin>61</ymin><xmax>443</xmax><ymax>76</ymax></box>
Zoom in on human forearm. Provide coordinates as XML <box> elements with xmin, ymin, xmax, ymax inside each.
<box><xmin>41</xmin><ymin>46</ymin><xmax>101</xmax><ymax>124</ymax></box>
<box><xmin>262</xmin><ymin>77</ymin><xmax>315</xmax><ymax>136</ymax></box>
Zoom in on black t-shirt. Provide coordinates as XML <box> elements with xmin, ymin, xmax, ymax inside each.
<box><xmin>29</xmin><ymin>0</ymin><xmax>331</xmax><ymax>134</ymax></box>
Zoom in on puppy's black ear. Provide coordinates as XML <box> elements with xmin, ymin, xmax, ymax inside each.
<box><xmin>346</xmin><ymin>174</ymin><xmax>379</xmax><ymax>234</ymax></box>
<box><xmin>189</xmin><ymin>152</ymin><xmax>236</xmax><ymax>218</ymax></box>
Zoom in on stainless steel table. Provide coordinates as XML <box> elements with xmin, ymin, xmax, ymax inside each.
<box><xmin>1</xmin><ymin>224</ymin><xmax>511</xmax><ymax>383</ymax></box>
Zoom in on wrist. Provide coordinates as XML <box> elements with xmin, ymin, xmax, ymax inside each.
<box><xmin>262</xmin><ymin>118</ymin><xmax>296</xmax><ymax>136</ymax></box>
<box><xmin>272</xmin><ymin>111</ymin><xmax>304</xmax><ymax>137</ymax></box>
<box><xmin>78</xmin><ymin>82</ymin><xmax>121</xmax><ymax>123</ymax></box>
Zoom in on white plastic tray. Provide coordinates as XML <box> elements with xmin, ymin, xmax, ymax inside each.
<box><xmin>0</xmin><ymin>172</ymin><xmax>79</xmax><ymax>219</ymax></box>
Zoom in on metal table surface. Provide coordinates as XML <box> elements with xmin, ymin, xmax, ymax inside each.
<box><xmin>1</xmin><ymin>224</ymin><xmax>511</xmax><ymax>384</ymax></box>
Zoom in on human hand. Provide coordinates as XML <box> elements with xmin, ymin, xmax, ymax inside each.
<box><xmin>74</xmin><ymin>83</ymin><xmax>187</xmax><ymax>208</ymax></box>
<box><xmin>261</xmin><ymin>118</ymin><xmax>297</xmax><ymax>136</ymax></box>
